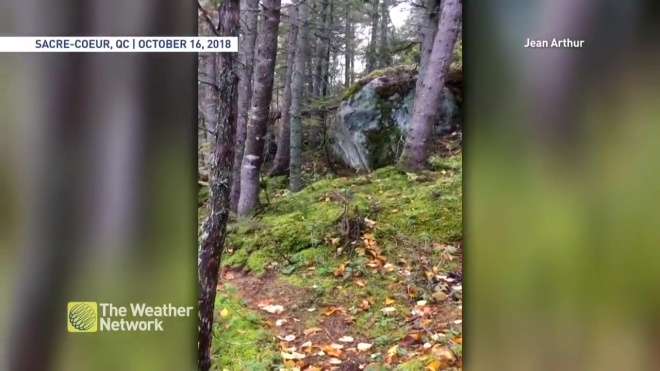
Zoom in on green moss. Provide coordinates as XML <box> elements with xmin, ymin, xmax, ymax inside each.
<box><xmin>212</xmin><ymin>284</ymin><xmax>279</xmax><ymax>369</ymax></box>
<box><xmin>198</xmin><ymin>186</ymin><xmax>209</xmax><ymax>206</ymax></box>
<box><xmin>396</xmin><ymin>358</ymin><xmax>427</xmax><ymax>370</ymax></box>
<box><xmin>265</xmin><ymin>175</ymin><xmax>288</xmax><ymax>190</ymax></box>
<box><xmin>224</xmin><ymin>154</ymin><xmax>462</xmax><ymax>275</ymax></box>
<box><xmin>341</xmin><ymin>65</ymin><xmax>417</xmax><ymax>101</ymax></box>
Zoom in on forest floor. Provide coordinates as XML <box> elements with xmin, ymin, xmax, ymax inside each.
<box><xmin>199</xmin><ymin>136</ymin><xmax>463</xmax><ymax>370</ymax></box>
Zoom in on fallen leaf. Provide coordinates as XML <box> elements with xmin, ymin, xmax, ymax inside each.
<box><xmin>330</xmin><ymin>343</ymin><xmax>344</xmax><ymax>349</ymax></box>
<box><xmin>453</xmin><ymin>337</ymin><xmax>462</xmax><ymax>344</ymax></box>
<box><xmin>363</xmin><ymin>218</ymin><xmax>376</xmax><ymax>228</ymax></box>
<box><xmin>259</xmin><ymin>304</ymin><xmax>284</xmax><ymax>314</ymax></box>
<box><xmin>432</xmin><ymin>291</ymin><xmax>447</xmax><ymax>301</ymax></box>
<box><xmin>338</xmin><ymin>336</ymin><xmax>354</xmax><ymax>342</ymax></box>
<box><xmin>453</xmin><ymin>319</ymin><xmax>462</xmax><ymax>325</ymax></box>
<box><xmin>329</xmin><ymin>358</ymin><xmax>342</xmax><ymax>365</ymax></box>
<box><xmin>385</xmin><ymin>297</ymin><xmax>395</xmax><ymax>305</ymax></box>
<box><xmin>432</xmin><ymin>345</ymin><xmax>456</xmax><ymax>363</ymax></box>
<box><xmin>220</xmin><ymin>308</ymin><xmax>229</xmax><ymax>318</ymax></box>
<box><xmin>381</xmin><ymin>307</ymin><xmax>396</xmax><ymax>314</ymax></box>
<box><xmin>385</xmin><ymin>345</ymin><xmax>399</xmax><ymax>363</ymax></box>
<box><xmin>357</xmin><ymin>343</ymin><xmax>373</xmax><ymax>351</ymax></box>
<box><xmin>323</xmin><ymin>345</ymin><xmax>343</xmax><ymax>357</ymax></box>
<box><xmin>426</xmin><ymin>360</ymin><xmax>442</xmax><ymax>371</ymax></box>
<box><xmin>353</xmin><ymin>278</ymin><xmax>366</xmax><ymax>287</ymax></box>
<box><xmin>406</xmin><ymin>172</ymin><xmax>419</xmax><ymax>181</ymax></box>
<box><xmin>358</xmin><ymin>299</ymin><xmax>370</xmax><ymax>310</ymax></box>
<box><xmin>276</xmin><ymin>319</ymin><xmax>287</xmax><ymax>326</ymax></box>
<box><xmin>390</xmin><ymin>209</ymin><xmax>399</xmax><ymax>213</ymax></box>
<box><xmin>303</xmin><ymin>327</ymin><xmax>322</xmax><ymax>336</ymax></box>
<box><xmin>279</xmin><ymin>334</ymin><xmax>296</xmax><ymax>342</ymax></box>
<box><xmin>280</xmin><ymin>351</ymin><xmax>306</xmax><ymax>360</ymax></box>
<box><xmin>399</xmin><ymin>333</ymin><xmax>422</xmax><ymax>347</ymax></box>
<box><xmin>416</xmin><ymin>300</ymin><xmax>427</xmax><ymax>306</ymax></box>
<box><xmin>323</xmin><ymin>306</ymin><xmax>344</xmax><ymax>316</ymax></box>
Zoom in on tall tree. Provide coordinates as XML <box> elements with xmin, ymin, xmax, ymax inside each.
<box><xmin>270</xmin><ymin>3</ymin><xmax>299</xmax><ymax>176</ymax></box>
<box><xmin>313</xmin><ymin>0</ymin><xmax>329</xmax><ymax>98</ymax></box>
<box><xmin>365</xmin><ymin>0</ymin><xmax>380</xmax><ymax>73</ymax></box>
<box><xmin>198</xmin><ymin>9</ymin><xmax>219</xmax><ymax>142</ymax></box>
<box><xmin>344</xmin><ymin>3</ymin><xmax>353</xmax><ymax>87</ymax></box>
<box><xmin>289</xmin><ymin>0</ymin><xmax>310</xmax><ymax>192</ymax></box>
<box><xmin>199</xmin><ymin>54</ymin><xmax>217</xmax><ymax>142</ymax></box>
<box><xmin>397</xmin><ymin>0</ymin><xmax>461</xmax><ymax>172</ymax></box>
<box><xmin>237</xmin><ymin>0</ymin><xmax>282</xmax><ymax>215</ymax></box>
<box><xmin>417</xmin><ymin>0</ymin><xmax>440</xmax><ymax>85</ymax></box>
<box><xmin>378</xmin><ymin>0</ymin><xmax>390</xmax><ymax>68</ymax></box>
<box><xmin>230</xmin><ymin>0</ymin><xmax>259</xmax><ymax>211</ymax></box>
<box><xmin>197</xmin><ymin>0</ymin><xmax>240</xmax><ymax>369</ymax></box>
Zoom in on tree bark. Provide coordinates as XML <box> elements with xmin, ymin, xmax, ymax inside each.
<box><xmin>289</xmin><ymin>0</ymin><xmax>310</xmax><ymax>192</ymax></box>
<box><xmin>417</xmin><ymin>0</ymin><xmax>440</xmax><ymax>86</ymax></box>
<box><xmin>313</xmin><ymin>0</ymin><xmax>329</xmax><ymax>98</ymax></box>
<box><xmin>199</xmin><ymin>54</ymin><xmax>218</xmax><ymax>142</ymax></box>
<box><xmin>197</xmin><ymin>0</ymin><xmax>240</xmax><ymax>368</ymax></box>
<box><xmin>398</xmin><ymin>0</ymin><xmax>461</xmax><ymax>172</ymax></box>
<box><xmin>270</xmin><ymin>3</ymin><xmax>299</xmax><ymax>176</ymax></box>
<box><xmin>229</xmin><ymin>0</ymin><xmax>259</xmax><ymax>211</ymax></box>
<box><xmin>344</xmin><ymin>3</ymin><xmax>352</xmax><ymax>87</ymax></box>
<box><xmin>236</xmin><ymin>0</ymin><xmax>282</xmax><ymax>215</ymax></box>
<box><xmin>365</xmin><ymin>0</ymin><xmax>379</xmax><ymax>73</ymax></box>
<box><xmin>378</xmin><ymin>0</ymin><xmax>390</xmax><ymax>68</ymax></box>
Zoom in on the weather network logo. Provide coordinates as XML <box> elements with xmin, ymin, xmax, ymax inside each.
<box><xmin>68</xmin><ymin>302</ymin><xmax>98</xmax><ymax>332</ymax></box>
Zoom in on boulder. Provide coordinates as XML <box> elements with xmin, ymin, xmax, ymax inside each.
<box><xmin>328</xmin><ymin>65</ymin><xmax>462</xmax><ymax>171</ymax></box>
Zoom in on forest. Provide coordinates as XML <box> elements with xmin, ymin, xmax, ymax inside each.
<box><xmin>197</xmin><ymin>0</ymin><xmax>462</xmax><ymax>369</ymax></box>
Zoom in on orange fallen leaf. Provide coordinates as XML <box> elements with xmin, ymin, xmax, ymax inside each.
<box><xmin>385</xmin><ymin>345</ymin><xmax>399</xmax><ymax>363</ymax></box>
<box><xmin>385</xmin><ymin>297</ymin><xmax>395</xmax><ymax>305</ymax></box>
<box><xmin>407</xmin><ymin>285</ymin><xmax>418</xmax><ymax>298</ymax></box>
<box><xmin>303</xmin><ymin>327</ymin><xmax>322</xmax><ymax>336</ymax></box>
<box><xmin>353</xmin><ymin>277</ymin><xmax>366</xmax><ymax>287</ymax></box>
<box><xmin>323</xmin><ymin>345</ymin><xmax>343</xmax><ymax>357</ymax></box>
<box><xmin>399</xmin><ymin>332</ymin><xmax>422</xmax><ymax>347</ymax></box>
<box><xmin>323</xmin><ymin>306</ymin><xmax>344</xmax><ymax>316</ymax></box>
<box><xmin>426</xmin><ymin>360</ymin><xmax>442</xmax><ymax>371</ymax></box>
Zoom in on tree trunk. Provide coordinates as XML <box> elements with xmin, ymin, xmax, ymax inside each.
<box><xmin>378</xmin><ymin>0</ymin><xmax>390</xmax><ymax>68</ymax></box>
<box><xmin>230</xmin><ymin>0</ymin><xmax>259</xmax><ymax>211</ymax></box>
<box><xmin>322</xmin><ymin>0</ymin><xmax>333</xmax><ymax>97</ymax></box>
<box><xmin>289</xmin><ymin>0</ymin><xmax>310</xmax><ymax>192</ymax></box>
<box><xmin>397</xmin><ymin>0</ymin><xmax>461</xmax><ymax>172</ymax></box>
<box><xmin>365</xmin><ymin>0</ymin><xmax>379</xmax><ymax>73</ymax></box>
<box><xmin>199</xmin><ymin>54</ymin><xmax>218</xmax><ymax>142</ymax></box>
<box><xmin>270</xmin><ymin>3</ymin><xmax>299</xmax><ymax>176</ymax></box>
<box><xmin>313</xmin><ymin>0</ymin><xmax>329</xmax><ymax>98</ymax></box>
<box><xmin>236</xmin><ymin>0</ymin><xmax>282</xmax><ymax>215</ymax></box>
<box><xmin>197</xmin><ymin>0</ymin><xmax>240</xmax><ymax>369</ymax></box>
<box><xmin>344</xmin><ymin>3</ymin><xmax>352</xmax><ymax>87</ymax></box>
<box><xmin>417</xmin><ymin>0</ymin><xmax>440</xmax><ymax>86</ymax></box>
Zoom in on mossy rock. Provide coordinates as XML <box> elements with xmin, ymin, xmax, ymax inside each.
<box><xmin>330</xmin><ymin>64</ymin><xmax>462</xmax><ymax>171</ymax></box>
